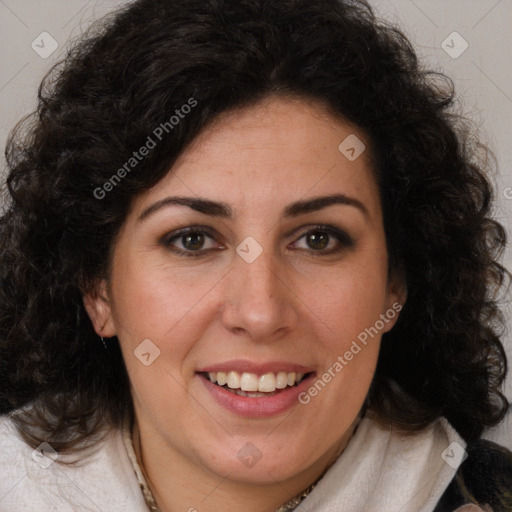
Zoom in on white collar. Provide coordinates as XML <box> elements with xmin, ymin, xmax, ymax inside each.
<box><xmin>295</xmin><ymin>413</ymin><xmax>466</xmax><ymax>512</ymax></box>
<box><xmin>122</xmin><ymin>411</ymin><xmax>466</xmax><ymax>512</ymax></box>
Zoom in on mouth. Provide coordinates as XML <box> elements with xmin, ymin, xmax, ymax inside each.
<box><xmin>196</xmin><ymin>360</ymin><xmax>316</xmax><ymax>417</ymax></box>
<box><xmin>198</xmin><ymin>370</ymin><xmax>313</xmax><ymax>398</ymax></box>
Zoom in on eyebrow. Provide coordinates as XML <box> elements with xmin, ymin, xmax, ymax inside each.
<box><xmin>137</xmin><ymin>193</ymin><xmax>368</xmax><ymax>222</ymax></box>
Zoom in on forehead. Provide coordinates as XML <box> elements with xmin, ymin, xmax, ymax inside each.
<box><xmin>131</xmin><ymin>95</ymin><xmax>381</xmax><ymax>220</ymax></box>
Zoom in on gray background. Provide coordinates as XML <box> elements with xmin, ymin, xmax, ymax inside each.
<box><xmin>1</xmin><ymin>0</ymin><xmax>511</xmax><ymax>447</ymax></box>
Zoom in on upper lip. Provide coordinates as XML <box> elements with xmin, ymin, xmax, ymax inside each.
<box><xmin>196</xmin><ymin>359</ymin><xmax>315</xmax><ymax>375</ymax></box>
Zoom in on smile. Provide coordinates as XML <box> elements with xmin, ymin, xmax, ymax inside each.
<box><xmin>203</xmin><ymin>371</ymin><xmax>308</xmax><ymax>395</ymax></box>
<box><xmin>197</xmin><ymin>366</ymin><xmax>316</xmax><ymax>417</ymax></box>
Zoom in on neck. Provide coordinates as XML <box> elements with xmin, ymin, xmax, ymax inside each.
<box><xmin>131</xmin><ymin>419</ymin><xmax>359</xmax><ymax>512</ymax></box>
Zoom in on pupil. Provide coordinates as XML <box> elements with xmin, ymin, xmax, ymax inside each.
<box><xmin>183</xmin><ymin>233</ymin><xmax>204</xmax><ymax>250</ymax></box>
<box><xmin>308</xmin><ymin>231</ymin><xmax>328</xmax><ymax>250</ymax></box>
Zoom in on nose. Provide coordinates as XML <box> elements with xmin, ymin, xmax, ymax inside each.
<box><xmin>221</xmin><ymin>244</ymin><xmax>299</xmax><ymax>342</ymax></box>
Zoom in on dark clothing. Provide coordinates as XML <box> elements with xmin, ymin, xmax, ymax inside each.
<box><xmin>435</xmin><ymin>439</ymin><xmax>512</xmax><ymax>512</ymax></box>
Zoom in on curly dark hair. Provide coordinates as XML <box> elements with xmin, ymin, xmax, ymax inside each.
<box><xmin>0</xmin><ymin>0</ymin><xmax>509</xmax><ymax>453</ymax></box>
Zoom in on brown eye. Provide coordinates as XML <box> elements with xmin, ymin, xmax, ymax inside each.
<box><xmin>161</xmin><ymin>226</ymin><xmax>223</xmax><ymax>258</ymax></box>
<box><xmin>293</xmin><ymin>225</ymin><xmax>354</xmax><ymax>255</ymax></box>
<box><xmin>181</xmin><ymin>232</ymin><xmax>206</xmax><ymax>251</ymax></box>
<box><xmin>306</xmin><ymin>231</ymin><xmax>330</xmax><ymax>251</ymax></box>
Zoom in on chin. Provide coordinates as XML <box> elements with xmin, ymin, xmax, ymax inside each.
<box><xmin>200</xmin><ymin>441</ymin><xmax>313</xmax><ymax>485</ymax></box>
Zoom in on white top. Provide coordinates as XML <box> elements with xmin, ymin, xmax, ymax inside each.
<box><xmin>0</xmin><ymin>412</ymin><xmax>472</xmax><ymax>512</ymax></box>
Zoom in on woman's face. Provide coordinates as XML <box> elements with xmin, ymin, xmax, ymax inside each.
<box><xmin>85</xmin><ymin>95</ymin><xmax>405</xmax><ymax>485</ymax></box>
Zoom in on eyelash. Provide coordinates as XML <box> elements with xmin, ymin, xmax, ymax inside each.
<box><xmin>160</xmin><ymin>224</ymin><xmax>355</xmax><ymax>259</ymax></box>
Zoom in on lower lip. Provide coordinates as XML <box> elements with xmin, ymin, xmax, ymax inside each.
<box><xmin>198</xmin><ymin>373</ymin><xmax>316</xmax><ymax>418</ymax></box>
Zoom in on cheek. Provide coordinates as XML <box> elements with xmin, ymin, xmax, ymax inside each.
<box><xmin>302</xmin><ymin>262</ymin><xmax>389</xmax><ymax>350</ymax></box>
<box><xmin>110</xmin><ymin>254</ymin><xmax>221</xmax><ymax>341</ymax></box>
<box><xmin>109</xmin><ymin>256</ymin><xmax>227</xmax><ymax>392</ymax></box>
<box><xmin>301</xmin><ymin>272</ymin><xmax>385</xmax><ymax>411</ymax></box>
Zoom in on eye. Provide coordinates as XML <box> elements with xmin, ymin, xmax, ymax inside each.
<box><xmin>161</xmin><ymin>226</ymin><xmax>223</xmax><ymax>257</ymax></box>
<box><xmin>161</xmin><ymin>224</ymin><xmax>354</xmax><ymax>258</ymax></box>
<box><xmin>292</xmin><ymin>225</ymin><xmax>354</xmax><ymax>255</ymax></box>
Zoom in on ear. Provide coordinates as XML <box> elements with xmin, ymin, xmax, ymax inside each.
<box><xmin>382</xmin><ymin>267</ymin><xmax>407</xmax><ymax>333</ymax></box>
<box><xmin>82</xmin><ymin>279</ymin><xmax>117</xmax><ymax>338</ymax></box>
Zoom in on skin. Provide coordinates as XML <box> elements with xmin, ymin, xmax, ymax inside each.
<box><xmin>84</xmin><ymin>94</ymin><xmax>406</xmax><ymax>512</ymax></box>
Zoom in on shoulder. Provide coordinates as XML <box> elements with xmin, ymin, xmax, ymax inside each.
<box><xmin>0</xmin><ymin>414</ymin><xmax>148</xmax><ymax>512</ymax></box>
<box><xmin>294</xmin><ymin>413</ymin><xmax>469</xmax><ymax>511</ymax></box>
<box><xmin>435</xmin><ymin>436</ymin><xmax>512</xmax><ymax>512</ymax></box>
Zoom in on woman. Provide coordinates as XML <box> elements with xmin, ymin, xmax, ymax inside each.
<box><xmin>0</xmin><ymin>0</ymin><xmax>510</xmax><ymax>510</ymax></box>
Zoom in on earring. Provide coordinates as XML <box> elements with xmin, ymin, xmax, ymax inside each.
<box><xmin>101</xmin><ymin>336</ymin><xmax>107</xmax><ymax>349</ymax></box>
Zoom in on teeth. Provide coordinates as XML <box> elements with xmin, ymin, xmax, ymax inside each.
<box><xmin>227</xmin><ymin>371</ymin><xmax>240</xmax><ymax>389</ymax></box>
<box><xmin>258</xmin><ymin>373</ymin><xmax>276</xmax><ymax>392</ymax></box>
<box><xmin>275</xmin><ymin>372</ymin><xmax>288</xmax><ymax>389</ymax></box>
<box><xmin>240</xmin><ymin>372</ymin><xmax>259</xmax><ymax>392</ymax></box>
<box><xmin>207</xmin><ymin>371</ymin><xmax>307</xmax><ymax>392</ymax></box>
